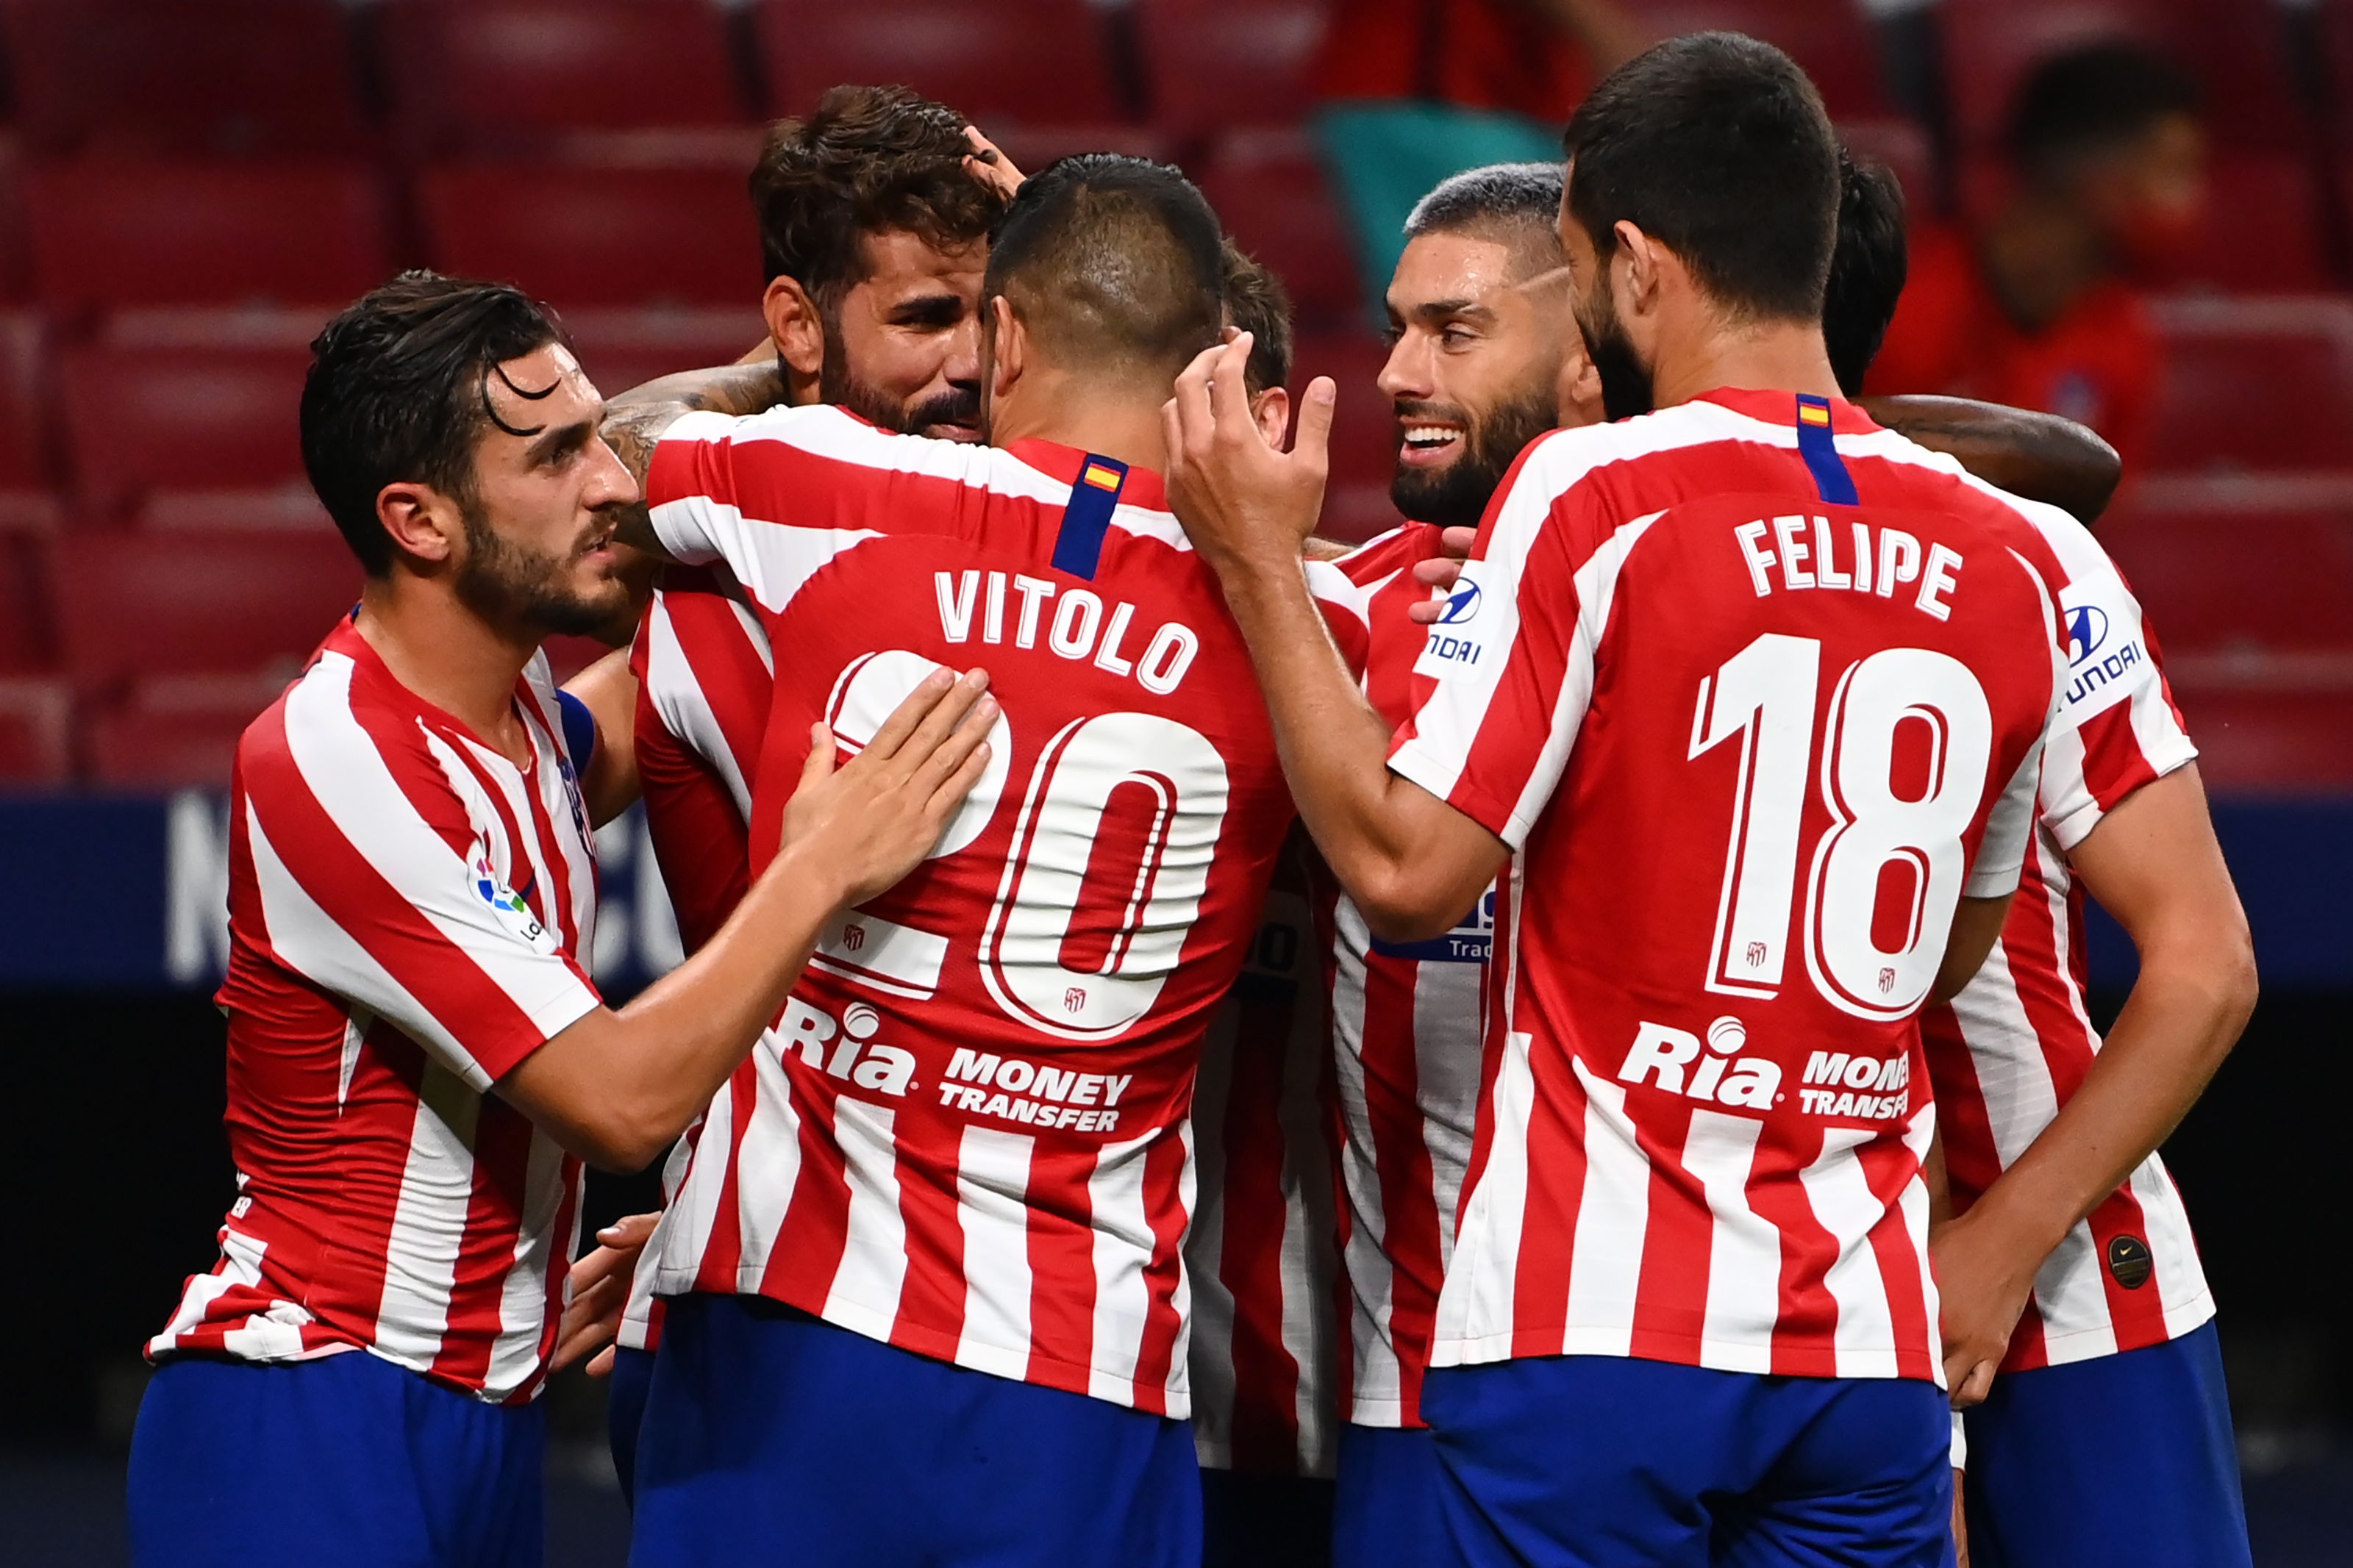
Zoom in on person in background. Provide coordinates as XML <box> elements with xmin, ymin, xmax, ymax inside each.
<box><xmin>1312</xmin><ymin>0</ymin><xmax>1644</xmax><ymax>310</ymax></box>
<box><xmin>1867</xmin><ymin>43</ymin><xmax>2208</xmax><ymax>476</ymax></box>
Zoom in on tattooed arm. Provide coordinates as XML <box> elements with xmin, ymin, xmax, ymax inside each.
<box><xmin>599</xmin><ymin>359</ymin><xmax>790</xmax><ymax>559</ymax></box>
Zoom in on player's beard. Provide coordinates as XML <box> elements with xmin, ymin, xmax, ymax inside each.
<box><xmin>1576</xmin><ymin>272</ymin><xmax>1656</xmax><ymax>423</ymax></box>
<box><xmin>454</xmin><ymin>502</ymin><xmax>629</xmax><ymax>640</ymax></box>
<box><xmin>819</xmin><ymin>322</ymin><xmax>982</xmax><ymax>441</ymax></box>
<box><xmin>1389</xmin><ymin>379</ymin><xmax>1558</xmax><ymax>527</ymax></box>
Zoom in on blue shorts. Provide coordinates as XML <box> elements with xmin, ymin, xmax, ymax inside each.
<box><xmin>1963</xmin><ymin>1322</ymin><xmax>2251</xmax><ymax>1568</ymax></box>
<box><xmin>1332</xmin><ymin>1423</ymin><xmax>1446</xmax><ymax>1568</ymax></box>
<box><xmin>629</xmin><ymin>1294</ymin><xmax>1201</xmax><ymax>1567</ymax></box>
<box><xmin>127</xmin><ymin>1352</ymin><xmax>545</xmax><ymax>1568</ymax></box>
<box><xmin>607</xmin><ymin>1344</ymin><xmax>657</xmax><ymax>1508</ymax></box>
<box><xmin>1200</xmin><ymin>1467</ymin><xmax>1333</xmax><ymax>1568</ymax></box>
<box><xmin>1422</xmin><ymin>1356</ymin><xmax>1953</xmax><ymax>1568</ymax></box>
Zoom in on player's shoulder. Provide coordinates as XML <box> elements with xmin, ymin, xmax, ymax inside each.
<box><xmin>238</xmin><ymin>638</ymin><xmax>408</xmax><ymax>803</ymax></box>
<box><xmin>1843</xmin><ymin>424</ymin><xmax>2105</xmax><ymax>582</ymax></box>
<box><xmin>1335</xmin><ymin>521</ymin><xmax>1443</xmax><ymax>586</ymax></box>
<box><xmin>673</xmin><ymin>403</ymin><xmax>1000</xmax><ymax>492</ymax></box>
<box><xmin>1496</xmin><ymin>401</ymin><xmax>1774</xmax><ymax>511</ymax></box>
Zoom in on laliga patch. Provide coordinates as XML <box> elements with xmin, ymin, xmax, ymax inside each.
<box><xmin>473</xmin><ymin>853</ymin><xmax>554</xmax><ymax>952</ymax></box>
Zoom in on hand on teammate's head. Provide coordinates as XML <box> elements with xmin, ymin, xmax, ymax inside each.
<box><xmin>1162</xmin><ymin>332</ymin><xmax>1337</xmax><ymax>576</ymax></box>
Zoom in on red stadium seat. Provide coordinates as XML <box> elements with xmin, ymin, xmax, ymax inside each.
<box><xmin>377</xmin><ymin>0</ymin><xmax>750</xmax><ymax>157</ymax></box>
<box><xmin>47</xmin><ymin>529</ymin><xmax>359</xmax><ymax>690</ymax></box>
<box><xmin>1133</xmin><ymin>0</ymin><xmax>1324</xmax><ymax>140</ymax></box>
<box><xmin>21</xmin><ymin>160</ymin><xmax>394</xmax><ymax>312</ymax></box>
<box><xmin>84</xmin><ymin>673</ymin><xmax>288</xmax><ymax>789</ymax></box>
<box><xmin>0</xmin><ymin>310</ymin><xmax>55</xmax><ymax>488</ymax></box>
<box><xmin>2146</xmin><ymin>298</ymin><xmax>2353</xmax><ymax>476</ymax></box>
<box><xmin>418</xmin><ymin>158</ymin><xmax>763</xmax><ymax>309</ymax></box>
<box><xmin>2104</xmin><ymin>501</ymin><xmax>2353</xmax><ymax>656</ymax></box>
<box><xmin>752</xmin><ymin>0</ymin><xmax>1120</xmax><ymax>125</ymax></box>
<box><xmin>0</xmin><ymin>0</ymin><xmax>368</xmax><ymax>156</ymax></box>
<box><xmin>2170</xmin><ymin>154</ymin><xmax>2334</xmax><ymax>294</ymax></box>
<box><xmin>1937</xmin><ymin>0</ymin><xmax>2307</xmax><ymax>151</ymax></box>
<box><xmin>2163</xmin><ymin>680</ymin><xmax>2353</xmax><ymax>792</ymax></box>
<box><xmin>0</xmin><ymin>676</ymin><xmax>70</xmax><ymax>783</ymax></box>
<box><xmin>55</xmin><ymin>323</ymin><xmax>316</xmax><ymax>512</ymax></box>
<box><xmin>1197</xmin><ymin>133</ymin><xmax>1362</xmax><ymax>326</ymax></box>
<box><xmin>1291</xmin><ymin>330</ymin><xmax>1396</xmax><ymax>495</ymax></box>
<box><xmin>1633</xmin><ymin>0</ymin><xmax>1889</xmax><ymax>118</ymax></box>
<box><xmin>559</xmin><ymin>306</ymin><xmax>769</xmax><ymax>398</ymax></box>
<box><xmin>0</xmin><ymin>505</ymin><xmax>57</xmax><ymax>673</ymax></box>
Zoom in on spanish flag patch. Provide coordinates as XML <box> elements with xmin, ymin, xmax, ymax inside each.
<box><xmin>1082</xmin><ymin>462</ymin><xmax>1124</xmax><ymax>490</ymax></box>
<box><xmin>1798</xmin><ymin>401</ymin><xmax>1832</xmax><ymax>427</ymax></box>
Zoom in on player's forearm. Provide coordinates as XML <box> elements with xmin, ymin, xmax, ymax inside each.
<box><xmin>507</xmin><ymin>838</ymin><xmax>851</xmax><ymax>1170</ymax></box>
<box><xmin>1862</xmin><ymin>395</ymin><xmax>2122</xmax><ymax>525</ymax></box>
<box><xmin>1965</xmin><ymin>925</ymin><xmax>2253</xmax><ymax>1259</ymax></box>
<box><xmin>598</xmin><ymin>360</ymin><xmax>790</xmax><ymax>559</ymax></box>
<box><xmin>1216</xmin><ymin>562</ymin><xmax>1453</xmax><ymax>935</ymax></box>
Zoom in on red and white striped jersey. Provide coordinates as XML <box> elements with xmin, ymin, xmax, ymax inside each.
<box><xmin>149</xmin><ymin>617</ymin><xmax>602</xmax><ymax>1405</ymax></box>
<box><xmin>615</xmin><ymin>566</ymin><xmax>771</xmax><ymax>1358</ymax></box>
<box><xmin>638</xmin><ymin>407</ymin><xmax>1370</xmax><ymax>1415</ymax></box>
<box><xmin>1393</xmin><ymin>390</ymin><xmax>2065</xmax><ymax>1384</ymax></box>
<box><xmin>1184</xmin><ymin>848</ymin><xmax>1342</xmax><ymax>1476</ymax></box>
<box><xmin>1921</xmin><ymin>526</ymin><xmax>2213</xmax><ymax>1372</ymax></box>
<box><xmin>1321</xmin><ymin>524</ymin><xmax>1490</xmax><ymax>1429</ymax></box>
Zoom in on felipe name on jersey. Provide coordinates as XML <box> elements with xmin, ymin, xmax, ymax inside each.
<box><xmin>1732</xmin><ymin>515</ymin><xmax>1965</xmax><ymax>620</ymax></box>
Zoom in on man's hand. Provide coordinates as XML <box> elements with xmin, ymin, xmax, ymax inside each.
<box><xmin>1404</xmin><ymin>528</ymin><xmax>1479</xmax><ymax>621</ymax></box>
<box><xmin>1931</xmin><ymin>1203</ymin><xmax>2043</xmax><ymax>1407</ymax></box>
<box><xmin>963</xmin><ymin>125</ymin><xmax>1025</xmax><ymax>199</ymax></box>
<box><xmin>554</xmin><ymin>1211</ymin><xmax>661</xmax><ymax>1377</ymax></box>
<box><xmin>1163</xmin><ymin>332</ymin><xmax>1337</xmax><ymax>580</ymax></box>
<box><xmin>781</xmin><ymin>668</ymin><xmax>999</xmax><ymax>906</ymax></box>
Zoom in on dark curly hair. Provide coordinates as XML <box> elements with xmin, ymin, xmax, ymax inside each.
<box><xmin>751</xmin><ymin>85</ymin><xmax>1007</xmax><ymax>307</ymax></box>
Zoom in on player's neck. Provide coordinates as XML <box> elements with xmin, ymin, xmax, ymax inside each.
<box><xmin>353</xmin><ymin>577</ymin><xmax>535</xmax><ymax>758</ymax></box>
<box><xmin>988</xmin><ymin>370</ymin><xmax>1169</xmax><ymax>475</ymax></box>
<box><xmin>1648</xmin><ymin>309</ymin><xmax>1843</xmax><ymax>412</ymax></box>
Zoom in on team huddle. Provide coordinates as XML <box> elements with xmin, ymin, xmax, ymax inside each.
<box><xmin>124</xmin><ymin>32</ymin><xmax>2258</xmax><ymax>1568</ymax></box>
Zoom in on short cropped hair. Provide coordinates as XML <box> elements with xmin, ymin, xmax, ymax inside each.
<box><xmin>2008</xmin><ymin>43</ymin><xmax>2202</xmax><ymax>182</ymax></box>
<box><xmin>751</xmin><ymin>85</ymin><xmax>1006</xmax><ymax>305</ymax></box>
<box><xmin>1563</xmin><ymin>32</ymin><xmax>1840</xmax><ymax>323</ymax></box>
<box><xmin>301</xmin><ymin>271</ymin><xmax>565</xmax><ymax>576</ymax></box>
<box><xmin>1222</xmin><ymin>240</ymin><xmax>1293</xmax><ymax>395</ymax></box>
<box><xmin>984</xmin><ymin>154</ymin><xmax>1226</xmax><ymax>379</ymax></box>
<box><xmin>1404</xmin><ymin>162</ymin><xmax>1567</xmax><ymax>272</ymax></box>
<box><xmin>1823</xmin><ymin>150</ymin><xmax>1907</xmax><ymax>396</ymax></box>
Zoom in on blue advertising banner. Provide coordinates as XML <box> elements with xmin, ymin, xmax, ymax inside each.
<box><xmin>1</xmin><ymin>792</ymin><xmax>2346</xmax><ymax>992</ymax></box>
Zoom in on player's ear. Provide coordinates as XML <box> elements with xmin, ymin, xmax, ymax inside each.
<box><xmin>988</xmin><ymin>294</ymin><xmax>1024</xmax><ymax>401</ymax></box>
<box><xmin>763</xmin><ymin>276</ymin><xmax>825</xmax><ymax>389</ymax></box>
<box><xmin>1614</xmin><ymin>221</ymin><xmax>1665</xmax><ymax>318</ymax></box>
<box><xmin>1557</xmin><ymin>338</ymin><xmax>1604</xmax><ymax>429</ymax></box>
<box><xmin>1251</xmin><ymin>386</ymin><xmax>1292</xmax><ymax>449</ymax></box>
<box><xmin>375</xmin><ymin>482</ymin><xmax>459</xmax><ymax>568</ymax></box>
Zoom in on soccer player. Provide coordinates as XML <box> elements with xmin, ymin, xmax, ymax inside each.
<box><xmin>1325</xmin><ymin>151</ymin><xmax>2132</xmax><ymax>1566</ymax></box>
<box><xmin>1164</xmin><ymin>35</ymin><xmax>2076</xmax><ymax>1563</ymax></box>
<box><xmin>596</xmin><ymin>155</ymin><xmax>1371</xmax><ymax>1567</ymax></box>
<box><xmin>125</xmin><ymin>273</ymin><xmax>995</xmax><ymax>1568</ymax></box>
<box><xmin>1187</xmin><ymin>246</ymin><xmax>1349</xmax><ymax>1568</ymax></box>
<box><xmin>558</xmin><ymin>83</ymin><xmax>1015</xmax><ymax>1506</ymax></box>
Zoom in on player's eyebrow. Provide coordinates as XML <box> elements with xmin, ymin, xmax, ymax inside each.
<box><xmin>524</xmin><ymin>415</ymin><xmax>598</xmax><ymax>466</ymax></box>
<box><xmin>1407</xmin><ymin>298</ymin><xmax>1498</xmax><ymax>326</ymax></box>
<box><xmin>889</xmin><ymin>291</ymin><xmax>967</xmax><ymax>328</ymax></box>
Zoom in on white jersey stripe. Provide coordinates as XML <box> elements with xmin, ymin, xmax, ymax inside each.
<box><xmin>953</xmin><ymin>1125</ymin><xmax>1038</xmax><ymax>1379</ymax></box>
<box><xmin>370</xmin><ymin>1061</ymin><xmax>479</xmax><ymax>1369</ymax></box>
<box><xmin>1683</xmin><ymin>1109</ymin><xmax>1777</xmax><ymax>1374</ymax></box>
<box><xmin>1557</xmin><ymin>1064</ymin><xmax>1649</xmax><ymax>1358</ymax></box>
<box><xmin>1799</xmin><ymin>1128</ymin><xmax>1903</xmax><ymax>1380</ymax></box>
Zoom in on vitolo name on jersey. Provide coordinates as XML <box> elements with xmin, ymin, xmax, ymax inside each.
<box><xmin>1733</xmin><ymin>516</ymin><xmax>1963</xmax><ymax>620</ymax></box>
<box><xmin>939</xmin><ymin>1047</ymin><xmax>1135</xmax><ymax>1133</ymax></box>
<box><xmin>935</xmin><ymin>570</ymin><xmax>1199</xmax><ymax>695</ymax></box>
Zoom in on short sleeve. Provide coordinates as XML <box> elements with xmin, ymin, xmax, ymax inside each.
<box><xmin>1383</xmin><ymin>434</ymin><xmax>1602</xmax><ymax>851</ymax></box>
<box><xmin>1968</xmin><ymin>727</ymin><xmax>2046</xmax><ymax>900</ymax></box>
<box><xmin>2036</xmin><ymin>548</ymin><xmax>2197</xmax><ymax>853</ymax></box>
<box><xmin>240</xmin><ymin>670</ymin><xmax>601</xmax><ymax>1092</ymax></box>
<box><xmin>1304</xmin><ymin>558</ymin><xmax>1374</xmax><ymax>679</ymax></box>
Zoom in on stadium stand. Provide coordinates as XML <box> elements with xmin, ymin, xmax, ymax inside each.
<box><xmin>0</xmin><ymin>0</ymin><xmax>369</xmax><ymax>157</ymax></box>
<box><xmin>376</xmin><ymin>0</ymin><xmax>752</xmax><ymax>157</ymax></box>
<box><xmin>0</xmin><ymin>0</ymin><xmax>2338</xmax><ymax>790</ymax></box>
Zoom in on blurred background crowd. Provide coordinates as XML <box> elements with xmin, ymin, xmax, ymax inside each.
<box><xmin>0</xmin><ymin>1</ymin><xmax>2345</xmax><ymax>1563</ymax></box>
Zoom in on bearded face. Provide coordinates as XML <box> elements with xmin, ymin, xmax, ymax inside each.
<box><xmin>1574</xmin><ymin>263</ymin><xmax>1657</xmax><ymax>424</ymax></box>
